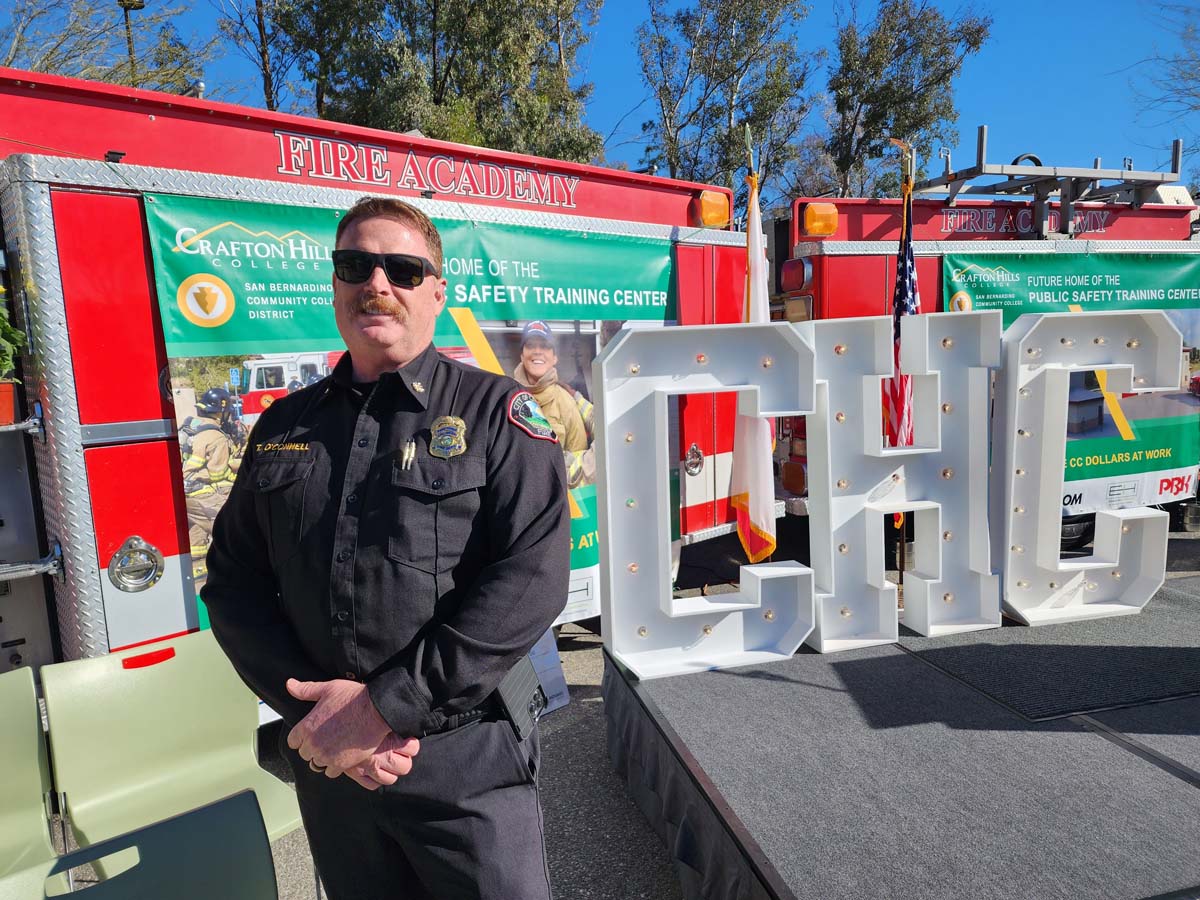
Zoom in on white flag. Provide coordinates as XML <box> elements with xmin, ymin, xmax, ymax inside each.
<box><xmin>730</xmin><ymin>173</ymin><xmax>777</xmax><ymax>562</ymax></box>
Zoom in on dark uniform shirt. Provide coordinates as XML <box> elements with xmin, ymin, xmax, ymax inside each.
<box><xmin>202</xmin><ymin>344</ymin><xmax>570</xmax><ymax>737</ymax></box>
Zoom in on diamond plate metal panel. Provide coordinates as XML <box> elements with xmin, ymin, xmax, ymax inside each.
<box><xmin>0</xmin><ymin>176</ymin><xmax>110</xmax><ymax>658</ymax></box>
<box><xmin>4</xmin><ymin>154</ymin><xmax>747</xmax><ymax>248</ymax></box>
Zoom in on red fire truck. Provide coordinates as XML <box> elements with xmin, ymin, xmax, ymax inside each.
<box><xmin>770</xmin><ymin>126</ymin><xmax>1199</xmax><ymax>548</ymax></box>
<box><xmin>0</xmin><ymin>68</ymin><xmax>749</xmax><ymax>679</ymax></box>
<box><xmin>238</xmin><ymin>351</ymin><xmax>344</xmax><ymax>424</ymax></box>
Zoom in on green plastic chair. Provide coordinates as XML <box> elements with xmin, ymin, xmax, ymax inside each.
<box><xmin>0</xmin><ymin>790</ymin><xmax>277</xmax><ymax>900</ymax></box>
<box><xmin>40</xmin><ymin>631</ymin><xmax>301</xmax><ymax>873</ymax></box>
<box><xmin>0</xmin><ymin>667</ymin><xmax>58</xmax><ymax>882</ymax></box>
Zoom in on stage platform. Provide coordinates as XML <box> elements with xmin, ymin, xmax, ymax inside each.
<box><xmin>603</xmin><ymin>576</ymin><xmax>1200</xmax><ymax>900</ymax></box>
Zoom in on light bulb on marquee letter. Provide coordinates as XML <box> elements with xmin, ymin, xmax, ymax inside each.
<box><xmin>797</xmin><ymin>311</ymin><xmax>1002</xmax><ymax>651</ymax></box>
<box><xmin>594</xmin><ymin>323</ymin><xmax>817</xmax><ymax>680</ymax></box>
<box><xmin>991</xmin><ymin>311</ymin><xmax>1179</xmax><ymax>625</ymax></box>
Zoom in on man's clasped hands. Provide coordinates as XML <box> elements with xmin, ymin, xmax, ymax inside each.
<box><xmin>285</xmin><ymin>677</ymin><xmax>420</xmax><ymax>791</ymax></box>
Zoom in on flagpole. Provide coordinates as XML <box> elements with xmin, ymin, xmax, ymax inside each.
<box><xmin>744</xmin><ymin>124</ymin><xmax>755</xmax><ymax>323</ymax></box>
<box><xmin>888</xmin><ymin>139</ymin><xmax>915</xmax><ymax>604</ymax></box>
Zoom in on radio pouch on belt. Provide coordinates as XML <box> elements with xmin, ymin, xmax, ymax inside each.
<box><xmin>494</xmin><ymin>655</ymin><xmax>547</xmax><ymax>741</ymax></box>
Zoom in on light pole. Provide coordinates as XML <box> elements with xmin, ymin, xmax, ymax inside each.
<box><xmin>117</xmin><ymin>0</ymin><xmax>145</xmax><ymax>88</ymax></box>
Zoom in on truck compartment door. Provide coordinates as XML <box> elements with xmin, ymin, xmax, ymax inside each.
<box><xmin>84</xmin><ymin>440</ymin><xmax>193</xmax><ymax>651</ymax></box>
<box><xmin>52</xmin><ymin>190</ymin><xmax>193</xmax><ymax>651</ymax></box>
<box><xmin>675</xmin><ymin>242</ymin><xmax>748</xmax><ymax>537</ymax></box>
<box><xmin>51</xmin><ymin>190</ymin><xmax>173</xmax><ymax>431</ymax></box>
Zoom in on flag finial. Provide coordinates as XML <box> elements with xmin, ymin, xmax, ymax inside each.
<box><xmin>888</xmin><ymin>138</ymin><xmax>915</xmax><ymax>192</ymax></box>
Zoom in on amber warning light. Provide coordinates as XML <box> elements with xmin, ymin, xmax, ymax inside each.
<box><xmin>692</xmin><ymin>190</ymin><xmax>731</xmax><ymax>227</ymax></box>
<box><xmin>798</xmin><ymin>202</ymin><xmax>838</xmax><ymax>237</ymax></box>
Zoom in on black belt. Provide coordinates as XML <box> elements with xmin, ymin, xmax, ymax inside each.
<box><xmin>421</xmin><ymin>695</ymin><xmax>501</xmax><ymax>737</ymax></box>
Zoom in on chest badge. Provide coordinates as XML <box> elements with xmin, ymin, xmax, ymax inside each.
<box><xmin>430</xmin><ymin>416</ymin><xmax>468</xmax><ymax>459</ymax></box>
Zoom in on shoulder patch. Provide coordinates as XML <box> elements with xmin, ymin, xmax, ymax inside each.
<box><xmin>507</xmin><ymin>391</ymin><xmax>558</xmax><ymax>442</ymax></box>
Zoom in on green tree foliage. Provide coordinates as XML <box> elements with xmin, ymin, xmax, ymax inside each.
<box><xmin>1</xmin><ymin>0</ymin><xmax>218</xmax><ymax>93</ymax></box>
<box><xmin>214</xmin><ymin>0</ymin><xmax>304</xmax><ymax>111</ymax></box>
<box><xmin>276</xmin><ymin>0</ymin><xmax>603</xmax><ymax>163</ymax></box>
<box><xmin>173</xmin><ymin>356</ymin><xmax>249</xmax><ymax>395</ymax></box>
<box><xmin>825</xmin><ymin>0</ymin><xmax>990</xmax><ymax>197</ymax></box>
<box><xmin>0</xmin><ymin>303</ymin><xmax>24</xmax><ymax>381</ymax></box>
<box><xmin>636</xmin><ymin>0</ymin><xmax>818</xmax><ymax>211</ymax></box>
<box><xmin>272</xmin><ymin>0</ymin><xmax>366</xmax><ymax>118</ymax></box>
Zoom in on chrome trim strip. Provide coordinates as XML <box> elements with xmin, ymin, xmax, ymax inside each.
<box><xmin>0</xmin><ymin>176</ymin><xmax>110</xmax><ymax>656</ymax></box>
<box><xmin>81</xmin><ymin>419</ymin><xmax>175</xmax><ymax>446</ymax></box>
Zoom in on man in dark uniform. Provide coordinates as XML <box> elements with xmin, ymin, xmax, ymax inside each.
<box><xmin>202</xmin><ymin>197</ymin><xmax>570</xmax><ymax>900</ymax></box>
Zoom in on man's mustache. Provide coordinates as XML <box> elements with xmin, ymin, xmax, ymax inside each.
<box><xmin>356</xmin><ymin>295</ymin><xmax>408</xmax><ymax>320</ymax></box>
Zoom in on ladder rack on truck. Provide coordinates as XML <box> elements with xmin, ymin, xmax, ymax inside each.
<box><xmin>916</xmin><ymin>125</ymin><xmax>1188</xmax><ymax>236</ymax></box>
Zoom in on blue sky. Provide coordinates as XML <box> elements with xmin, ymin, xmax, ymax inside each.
<box><xmin>187</xmin><ymin>0</ymin><xmax>1193</xmax><ymax>181</ymax></box>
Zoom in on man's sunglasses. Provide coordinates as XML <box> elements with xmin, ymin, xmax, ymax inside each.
<box><xmin>331</xmin><ymin>249</ymin><xmax>441</xmax><ymax>287</ymax></box>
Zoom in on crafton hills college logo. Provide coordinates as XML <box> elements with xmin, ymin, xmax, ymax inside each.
<box><xmin>177</xmin><ymin>273</ymin><xmax>236</xmax><ymax>328</ymax></box>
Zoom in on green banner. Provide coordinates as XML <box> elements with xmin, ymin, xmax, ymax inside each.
<box><xmin>945</xmin><ymin>252</ymin><xmax>1200</xmax><ymax>513</ymax></box>
<box><xmin>145</xmin><ymin>194</ymin><xmax>675</xmax><ymax>356</ymax></box>
<box><xmin>144</xmin><ymin>194</ymin><xmax>647</xmax><ymax>596</ymax></box>
<box><xmin>438</xmin><ymin>220</ymin><xmax>674</xmax><ymax>322</ymax></box>
<box><xmin>1064</xmin><ymin>414</ymin><xmax>1200</xmax><ymax>481</ymax></box>
<box><xmin>569</xmin><ymin>485</ymin><xmax>600</xmax><ymax>568</ymax></box>
<box><xmin>943</xmin><ymin>252</ymin><xmax>1200</xmax><ymax>327</ymax></box>
<box><xmin>146</xmin><ymin>195</ymin><xmax>342</xmax><ymax>356</ymax></box>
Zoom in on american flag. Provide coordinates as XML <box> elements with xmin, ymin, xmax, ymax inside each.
<box><xmin>886</xmin><ymin>185</ymin><xmax>921</xmax><ymax>447</ymax></box>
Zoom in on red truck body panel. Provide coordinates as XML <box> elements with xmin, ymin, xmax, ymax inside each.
<box><xmin>674</xmin><ymin>243</ymin><xmax>750</xmax><ymax>534</ymax></box>
<box><xmin>85</xmin><ymin>441</ymin><xmax>188</xmax><ymax>563</ymax></box>
<box><xmin>52</xmin><ymin>190</ymin><xmax>173</xmax><ymax>425</ymax></box>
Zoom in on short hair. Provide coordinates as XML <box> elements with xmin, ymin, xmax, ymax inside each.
<box><xmin>335</xmin><ymin>197</ymin><xmax>443</xmax><ymax>271</ymax></box>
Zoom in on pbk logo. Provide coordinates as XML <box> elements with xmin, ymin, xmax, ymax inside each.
<box><xmin>1158</xmin><ymin>474</ymin><xmax>1193</xmax><ymax>497</ymax></box>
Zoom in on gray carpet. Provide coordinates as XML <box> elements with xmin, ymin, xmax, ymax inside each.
<box><xmin>640</xmin><ymin>645</ymin><xmax>1200</xmax><ymax>900</ymax></box>
<box><xmin>1091</xmin><ymin>695</ymin><xmax>1200</xmax><ymax>777</ymax></box>
<box><xmin>897</xmin><ymin>577</ymin><xmax>1200</xmax><ymax>720</ymax></box>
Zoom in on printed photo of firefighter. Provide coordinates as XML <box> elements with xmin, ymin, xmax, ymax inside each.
<box><xmin>509</xmin><ymin>320</ymin><xmax>597</xmax><ymax>489</ymax></box>
<box><xmin>170</xmin><ymin>360</ymin><xmax>251</xmax><ymax>589</ymax></box>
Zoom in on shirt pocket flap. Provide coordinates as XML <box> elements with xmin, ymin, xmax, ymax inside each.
<box><xmin>392</xmin><ymin>453</ymin><xmax>486</xmax><ymax>497</ymax></box>
<box><xmin>248</xmin><ymin>457</ymin><xmax>315</xmax><ymax>493</ymax></box>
